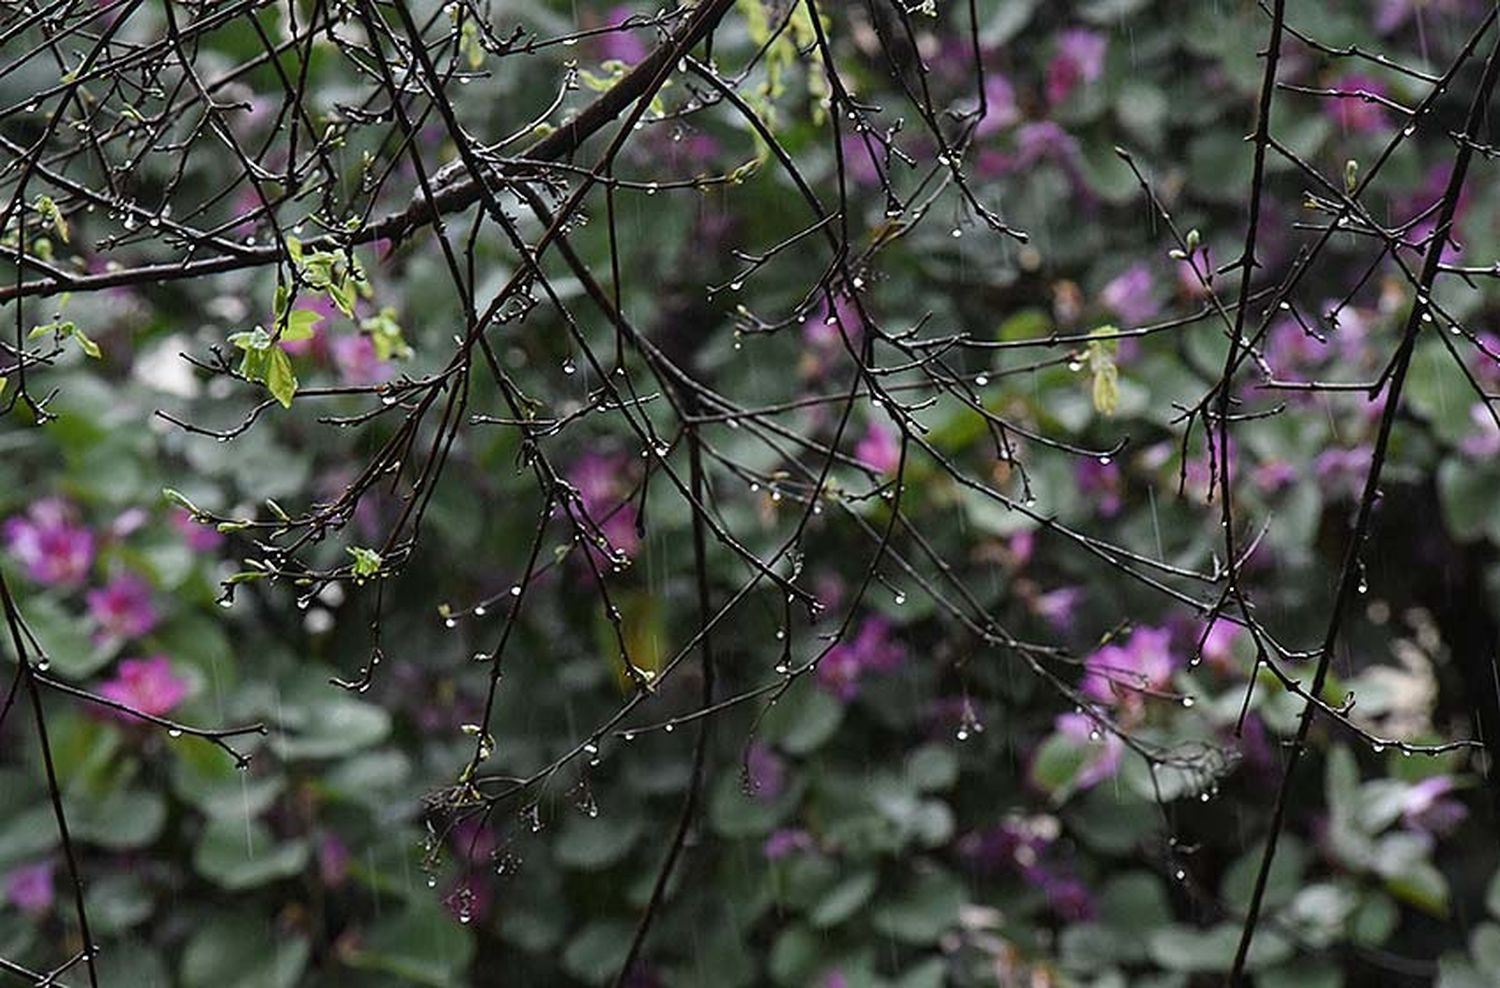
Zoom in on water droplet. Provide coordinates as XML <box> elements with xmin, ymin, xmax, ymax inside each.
<box><xmin>168</xmin><ymin>728</ymin><xmax>183</xmax><ymax>738</ymax></box>
<box><xmin>950</xmin><ymin>228</ymin><xmax>963</xmax><ymax>239</ymax></box>
<box><xmin>473</xmin><ymin>605</ymin><xmax>487</xmax><ymax>617</ymax></box>
<box><xmin>1181</xmin><ymin>696</ymin><xmax>1195</xmax><ymax>708</ymax></box>
<box><xmin>444</xmin><ymin>617</ymin><xmax>458</xmax><ymax>629</ymax></box>
<box><xmin>974</xmin><ymin>374</ymin><xmax>989</xmax><ymax>387</ymax></box>
<box><xmin>893</xmin><ymin>591</ymin><xmax>907</xmax><ymax>606</ymax></box>
<box><xmin>562</xmin><ymin>358</ymin><xmax>576</xmax><ymax>375</ymax></box>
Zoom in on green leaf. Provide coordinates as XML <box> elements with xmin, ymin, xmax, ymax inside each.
<box><xmin>1148</xmin><ymin>923</ymin><xmax>1290</xmax><ymax>972</ymax></box>
<box><xmin>347</xmin><ymin>545</ymin><xmax>382</xmax><ymax>579</ymax></box>
<box><xmin>809</xmin><ymin>870</ymin><xmax>878</xmax><ymax>928</ymax></box>
<box><xmin>270</xmin><ymin>693</ymin><xmax>390</xmax><ymax>760</ymax></box>
<box><xmin>264</xmin><ymin>347</ymin><xmax>296</xmax><ymax>408</ymax></box>
<box><xmin>193</xmin><ymin>818</ymin><xmax>308</xmax><ymax>889</ymax></box>
<box><xmin>348</xmin><ymin>903</ymin><xmax>475</xmax><ymax>986</ymax></box>
<box><xmin>180</xmin><ymin>911</ymin><xmax>310</xmax><ymax>988</ymax></box>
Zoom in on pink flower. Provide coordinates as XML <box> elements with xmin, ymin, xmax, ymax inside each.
<box><xmin>744</xmin><ymin>741</ymin><xmax>786</xmax><ymax>801</ymax></box>
<box><xmin>331</xmin><ymin>334</ymin><xmax>390</xmax><ymax>386</ymax></box>
<box><xmin>1031</xmin><ymin>586</ymin><xmax>1084</xmax><ymax>632</ymax></box>
<box><xmin>171</xmin><ymin>508</ymin><xmax>225</xmax><ymax>553</ymax></box>
<box><xmin>1314</xmin><ymin>445</ymin><xmax>1371</xmax><ymax>500</ymax></box>
<box><xmin>4</xmin><ymin>499</ymin><xmax>94</xmax><ymax>588</ymax></box>
<box><xmin>973</xmin><ymin>72</ymin><xmax>1020</xmax><ymax>137</ymax></box>
<box><xmin>763</xmin><ymin>828</ymin><xmax>815</xmax><ymax>860</ymax></box>
<box><xmin>87</xmin><ymin>575</ymin><xmax>158</xmax><ymax>641</ymax></box>
<box><xmin>450</xmin><ymin>818</ymin><xmax>497</xmax><ymax>865</ymax></box>
<box><xmin>1053</xmin><ymin>712</ymin><xmax>1124</xmax><ymax>789</ymax></box>
<box><xmin>1195</xmin><ymin>618</ymin><xmax>1243</xmax><ymax>670</ymax></box>
<box><xmin>803</xmin><ymin>292</ymin><xmax>865</xmax><ymax>354</ymax></box>
<box><xmin>816</xmin><ymin>616</ymin><xmax>905</xmax><ymax>700</ymax></box>
<box><xmin>1461</xmin><ymin>403</ymin><xmax>1500</xmax><ymax>460</ymax></box>
<box><xmin>5</xmin><ymin>863</ymin><xmax>53</xmax><ymax>916</ymax></box>
<box><xmin>319</xmin><ymin>833</ymin><xmax>351</xmax><ymax>886</ymax></box>
<box><xmin>855</xmin><ymin>421</ymin><xmax>901</xmax><ymax>475</ymax></box>
<box><xmin>567</xmin><ymin>452</ymin><xmax>640</xmax><ymax>559</ymax></box>
<box><xmin>1046</xmin><ymin>28</ymin><xmax>1107</xmax><ymax>106</ymax></box>
<box><xmin>1326</xmin><ymin>74</ymin><xmax>1391</xmax><ymax>134</ymax></box>
<box><xmin>1074</xmin><ymin>458</ymin><xmax>1122</xmax><ymax>516</ymax></box>
<box><xmin>1080</xmin><ymin>626</ymin><xmax>1175</xmax><ymax>709</ymax></box>
<box><xmin>597</xmin><ymin>5</ymin><xmax>649</xmax><ymax>65</ymax></box>
<box><xmin>98</xmin><ymin>655</ymin><xmax>189</xmax><ymax>719</ymax></box>
<box><xmin>840</xmin><ymin>133</ymin><xmax>885</xmax><ymax>188</ymax></box>
<box><xmin>1100</xmin><ymin>263</ymin><xmax>1159</xmax><ymax>326</ymax></box>
<box><xmin>1402</xmin><ymin>777</ymin><xmax>1468</xmax><ymax>836</ymax></box>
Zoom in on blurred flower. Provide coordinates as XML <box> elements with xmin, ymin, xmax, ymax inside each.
<box><xmin>98</xmin><ymin>655</ymin><xmax>189</xmax><ymax>718</ymax></box>
<box><xmin>1031</xmin><ymin>586</ymin><xmax>1083</xmax><ymax>632</ymax></box>
<box><xmin>1314</xmin><ymin>445</ymin><xmax>1371</xmax><ymax>500</ymax></box>
<box><xmin>109</xmin><ymin>508</ymin><xmax>149</xmax><ymax>540</ymax></box>
<box><xmin>567</xmin><ymin>452</ymin><xmax>641</xmax><ymax>560</ymax></box>
<box><xmin>5</xmin><ymin>862</ymin><xmax>53</xmax><ymax>916</ymax></box>
<box><xmin>840</xmin><ymin>133</ymin><xmax>885</xmax><ymax>187</ymax></box>
<box><xmin>331</xmin><ymin>334</ymin><xmax>390</xmax><ymax>386</ymax></box>
<box><xmin>1099</xmin><ymin>263</ymin><xmax>1159</xmax><ymax>326</ymax></box>
<box><xmin>816</xmin><ymin>616</ymin><xmax>905</xmax><ymax>700</ymax></box>
<box><xmin>1401</xmin><ymin>776</ymin><xmax>1468</xmax><ymax>836</ymax></box>
<box><xmin>1047</xmin><ymin>28</ymin><xmax>1107</xmax><ymax>106</ymax></box>
<box><xmin>973</xmin><ymin>72</ymin><xmax>1020</xmax><ymax>137</ymax></box>
<box><xmin>1074</xmin><ymin>458</ymin><xmax>1122</xmax><ymax>516</ymax></box>
<box><xmin>822</xmin><ymin>971</ymin><xmax>848</xmax><ymax>988</ymax></box>
<box><xmin>1326</xmin><ymin>74</ymin><xmax>1390</xmax><ymax>134</ymax></box>
<box><xmin>171</xmin><ymin>508</ymin><xmax>225</xmax><ymax>553</ymax></box>
<box><xmin>597</xmin><ymin>5</ymin><xmax>649</xmax><ymax>65</ymax></box>
<box><xmin>1460</xmin><ymin>403</ymin><xmax>1500</xmax><ymax>459</ymax></box>
<box><xmin>1053</xmin><ymin>712</ymin><xmax>1124</xmax><ymax>788</ymax></box>
<box><xmin>451</xmin><ymin>818</ymin><xmax>498</xmax><ymax>864</ymax></box>
<box><xmin>87</xmin><ymin>574</ymin><xmax>159</xmax><ymax>641</ymax></box>
<box><xmin>1081</xmin><ymin>626</ymin><xmax>1175</xmax><ymax>709</ymax></box>
<box><xmin>803</xmin><ymin>292</ymin><xmax>865</xmax><ymax>359</ymax></box>
<box><xmin>855</xmin><ymin>420</ymin><xmax>901</xmax><ymax>475</ymax></box>
<box><xmin>319</xmin><ymin>833</ymin><xmax>350</xmax><ymax>886</ymax></box>
<box><xmin>1195</xmin><ymin>618</ymin><xmax>1243</xmax><ymax>671</ymax></box>
<box><xmin>1037</xmin><ymin>869</ymin><xmax>1096</xmax><ymax>921</ymax></box>
<box><xmin>4</xmin><ymin>499</ymin><xmax>94</xmax><ymax>588</ymax></box>
<box><xmin>745</xmin><ymin>741</ymin><xmax>787</xmax><ymax>801</ymax></box>
<box><xmin>763</xmin><ymin>828</ymin><xmax>815</xmax><ymax>860</ymax></box>
<box><xmin>1253</xmin><ymin>459</ymin><xmax>1298</xmax><ymax>493</ymax></box>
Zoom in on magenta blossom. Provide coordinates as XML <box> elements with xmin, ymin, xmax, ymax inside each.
<box><xmin>973</xmin><ymin>72</ymin><xmax>1020</xmax><ymax>137</ymax></box>
<box><xmin>840</xmin><ymin>133</ymin><xmax>886</xmax><ymax>188</ymax></box>
<box><xmin>763</xmin><ymin>828</ymin><xmax>816</xmax><ymax>860</ymax></box>
<box><xmin>1053</xmin><ymin>712</ymin><xmax>1124</xmax><ymax>789</ymax></box>
<box><xmin>1314</xmin><ymin>445</ymin><xmax>1372</xmax><ymax>500</ymax></box>
<box><xmin>816</xmin><ymin>615</ymin><xmax>905</xmax><ymax>700</ymax></box>
<box><xmin>1461</xmin><ymin>403</ymin><xmax>1500</xmax><ymax>460</ymax></box>
<box><xmin>1080</xmin><ymin>626</ymin><xmax>1175</xmax><ymax>709</ymax></box>
<box><xmin>98</xmin><ymin>655</ymin><xmax>189</xmax><ymax>719</ymax></box>
<box><xmin>5</xmin><ymin>863</ymin><xmax>53</xmax><ymax>916</ymax></box>
<box><xmin>331</xmin><ymin>334</ymin><xmax>391</xmax><ymax>386</ymax></box>
<box><xmin>1074</xmin><ymin>458</ymin><xmax>1122</xmax><ymax>517</ymax></box>
<box><xmin>1100</xmin><ymin>263</ymin><xmax>1159</xmax><ymax>326</ymax></box>
<box><xmin>567</xmin><ymin>452</ymin><xmax>641</xmax><ymax>559</ymax></box>
<box><xmin>1326</xmin><ymin>74</ymin><xmax>1391</xmax><ymax>134</ymax></box>
<box><xmin>87</xmin><ymin>574</ymin><xmax>159</xmax><ymax>641</ymax></box>
<box><xmin>1194</xmin><ymin>618</ymin><xmax>1244</xmax><ymax>671</ymax></box>
<box><xmin>1046</xmin><ymin>28</ymin><xmax>1107</xmax><ymax>106</ymax></box>
<box><xmin>4</xmin><ymin>499</ymin><xmax>94</xmax><ymax>588</ymax></box>
<box><xmin>1031</xmin><ymin>585</ymin><xmax>1084</xmax><ymax>633</ymax></box>
<box><xmin>596</xmin><ymin>5</ymin><xmax>649</xmax><ymax>65</ymax></box>
<box><xmin>171</xmin><ymin>508</ymin><xmax>225</xmax><ymax>553</ymax></box>
<box><xmin>319</xmin><ymin>833</ymin><xmax>351</xmax><ymax>887</ymax></box>
<box><xmin>803</xmin><ymin>292</ymin><xmax>865</xmax><ymax>355</ymax></box>
<box><xmin>1402</xmin><ymin>777</ymin><xmax>1468</xmax><ymax>836</ymax></box>
<box><xmin>855</xmin><ymin>420</ymin><xmax>901</xmax><ymax>475</ymax></box>
<box><xmin>744</xmin><ymin>741</ymin><xmax>787</xmax><ymax>801</ymax></box>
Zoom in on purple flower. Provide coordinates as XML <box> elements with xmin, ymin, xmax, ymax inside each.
<box><xmin>87</xmin><ymin>575</ymin><xmax>158</xmax><ymax>641</ymax></box>
<box><xmin>1036</xmin><ymin>869</ymin><xmax>1096</xmax><ymax>921</ymax></box>
<box><xmin>763</xmin><ymin>828</ymin><xmax>815</xmax><ymax>860</ymax></box>
<box><xmin>973</xmin><ymin>72</ymin><xmax>1020</xmax><ymax>137</ymax></box>
<box><xmin>567</xmin><ymin>452</ymin><xmax>640</xmax><ymax>559</ymax></box>
<box><xmin>1053</xmin><ymin>712</ymin><xmax>1124</xmax><ymax>789</ymax></box>
<box><xmin>855</xmin><ymin>421</ymin><xmax>901</xmax><ymax>475</ymax></box>
<box><xmin>1195</xmin><ymin>618</ymin><xmax>1243</xmax><ymax>671</ymax></box>
<box><xmin>1461</xmin><ymin>403</ymin><xmax>1500</xmax><ymax>460</ymax></box>
<box><xmin>744</xmin><ymin>741</ymin><xmax>787</xmax><ymax>801</ymax></box>
<box><xmin>597</xmin><ymin>5</ymin><xmax>649</xmax><ymax>65</ymax></box>
<box><xmin>171</xmin><ymin>508</ymin><xmax>225</xmax><ymax>553</ymax></box>
<box><xmin>822</xmin><ymin>971</ymin><xmax>848</xmax><ymax>988</ymax></box>
<box><xmin>1099</xmin><ymin>263</ymin><xmax>1159</xmax><ymax>326</ymax></box>
<box><xmin>1314</xmin><ymin>445</ymin><xmax>1372</xmax><ymax>500</ymax></box>
<box><xmin>1031</xmin><ymin>586</ymin><xmax>1083</xmax><ymax>633</ymax></box>
<box><xmin>1080</xmin><ymin>626</ymin><xmax>1175</xmax><ymax>709</ymax></box>
<box><xmin>319</xmin><ymin>833</ymin><xmax>351</xmax><ymax>886</ymax></box>
<box><xmin>1253</xmin><ymin>460</ymin><xmax>1299</xmax><ymax>493</ymax></box>
<box><xmin>450</xmin><ymin>818</ymin><xmax>497</xmax><ymax>864</ymax></box>
<box><xmin>331</xmin><ymin>334</ymin><xmax>390</xmax><ymax>386</ymax></box>
<box><xmin>98</xmin><ymin>655</ymin><xmax>189</xmax><ymax>719</ymax></box>
<box><xmin>840</xmin><ymin>133</ymin><xmax>885</xmax><ymax>188</ymax></box>
<box><xmin>5</xmin><ymin>863</ymin><xmax>53</xmax><ymax>916</ymax></box>
<box><xmin>1402</xmin><ymin>777</ymin><xmax>1468</xmax><ymax>836</ymax></box>
<box><xmin>1074</xmin><ymin>458</ymin><xmax>1123</xmax><ymax>517</ymax></box>
<box><xmin>1326</xmin><ymin>74</ymin><xmax>1391</xmax><ymax>134</ymax></box>
<box><xmin>816</xmin><ymin>616</ymin><xmax>905</xmax><ymax>700</ymax></box>
<box><xmin>804</xmin><ymin>292</ymin><xmax>865</xmax><ymax>354</ymax></box>
<box><xmin>1046</xmin><ymin>29</ymin><xmax>1107</xmax><ymax>106</ymax></box>
<box><xmin>4</xmin><ymin>499</ymin><xmax>94</xmax><ymax>588</ymax></box>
